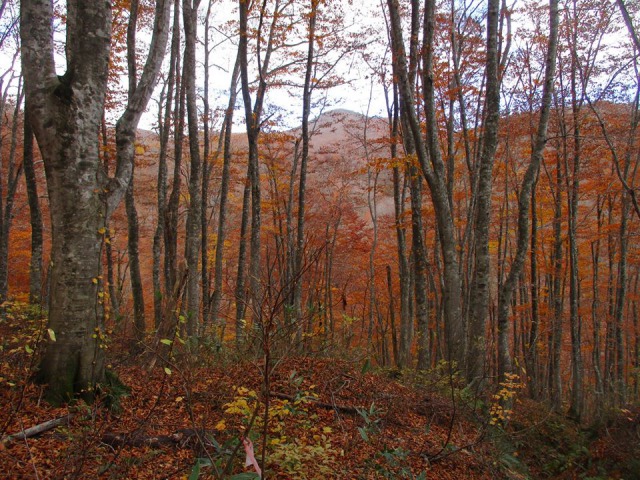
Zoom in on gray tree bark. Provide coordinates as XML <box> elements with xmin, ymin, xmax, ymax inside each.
<box><xmin>387</xmin><ymin>0</ymin><xmax>465</xmax><ymax>370</ymax></box>
<box><xmin>183</xmin><ymin>0</ymin><xmax>203</xmax><ymax>336</ymax></box>
<box><xmin>467</xmin><ymin>0</ymin><xmax>501</xmax><ymax>384</ymax></box>
<box><xmin>496</xmin><ymin>0</ymin><xmax>558</xmax><ymax>383</ymax></box>
<box><xmin>293</xmin><ymin>0</ymin><xmax>318</xmax><ymax>347</ymax></box>
<box><xmin>211</xmin><ymin>55</ymin><xmax>240</xmax><ymax>340</ymax></box>
<box><xmin>22</xmin><ymin>0</ymin><xmax>169</xmax><ymax>402</ymax></box>
<box><xmin>22</xmin><ymin>0</ymin><xmax>112</xmax><ymax>403</ymax></box>
<box><xmin>22</xmin><ymin>105</ymin><xmax>43</xmax><ymax>305</ymax></box>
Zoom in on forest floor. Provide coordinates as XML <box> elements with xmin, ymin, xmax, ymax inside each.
<box><xmin>0</xmin><ymin>302</ymin><xmax>639</xmax><ymax>479</ymax></box>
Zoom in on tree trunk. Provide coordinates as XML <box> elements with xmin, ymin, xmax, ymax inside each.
<box><xmin>387</xmin><ymin>0</ymin><xmax>465</xmax><ymax>370</ymax></box>
<box><xmin>386</xmin><ymin>85</ymin><xmax>410</xmax><ymax>369</ymax></box>
<box><xmin>411</xmin><ymin>171</ymin><xmax>430</xmax><ymax>371</ymax></box>
<box><xmin>293</xmin><ymin>0</ymin><xmax>318</xmax><ymax>348</ymax></box>
<box><xmin>154</xmin><ymin>0</ymin><xmax>180</xmax><ymax>328</ymax></box>
<box><xmin>210</xmin><ymin>55</ymin><xmax>240</xmax><ymax>336</ymax></box>
<box><xmin>22</xmin><ymin>0</ymin><xmax>112</xmax><ymax>404</ymax></box>
<box><xmin>22</xmin><ymin>0</ymin><xmax>169</xmax><ymax>402</ymax></box>
<box><xmin>0</xmin><ymin>83</ymin><xmax>24</xmax><ymax>301</ymax></box>
<box><xmin>183</xmin><ymin>0</ymin><xmax>203</xmax><ymax>336</ymax></box>
<box><xmin>23</xmin><ymin>105</ymin><xmax>43</xmax><ymax>305</ymax></box>
<box><xmin>496</xmin><ymin>0</ymin><xmax>558</xmax><ymax>384</ymax></box>
<box><xmin>467</xmin><ymin>0</ymin><xmax>501</xmax><ymax>384</ymax></box>
<box><xmin>549</xmin><ymin>150</ymin><xmax>564</xmax><ymax>412</ymax></box>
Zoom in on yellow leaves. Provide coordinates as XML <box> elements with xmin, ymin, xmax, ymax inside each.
<box><xmin>223</xmin><ymin>387</ymin><xmax>258</xmax><ymax>416</ymax></box>
<box><xmin>47</xmin><ymin>328</ymin><xmax>56</xmax><ymax>342</ymax></box>
<box><xmin>489</xmin><ymin>372</ymin><xmax>525</xmax><ymax>426</ymax></box>
<box><xmin>215</xmin><ymin>420</ymin><xmax>226</xmax><ymax>431</ymax></box>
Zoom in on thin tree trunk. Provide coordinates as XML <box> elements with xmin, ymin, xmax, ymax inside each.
<box><xmin>154</xmin><ymin>0</ymin><xmax>180</xmax><ymax>327</ymax></box>
<box><xmin>591</xmin><ymin>197</ymin><xmax>604</xmax><ymax>415</ymax></box>
<box><xmin>23</xmin><ymin>103</ymin><xmax>43</xmax><ymax>305</ymax></box>
<box><xmin>0</xmin><ymin>83</ymin><xmax>24</xmax><ymax>301</ymax></box>
<box><xmin>124</xmin><ymin>0</ymin><xmax>144</xmax><ymax>344</ymax></box>
<box><xmin>387</xmin><ymin>0</ymin><xmax>464</xmax><ymax>370</ymax></box>
<box><xmin>550</xmin><ymin>150</ymin><xmax>564</xmax><ymax>412</ymax></box>
<box><xmin>183</xmin><ymin>0</ymin><xmax>203</xmax><ymax>336</ymax></box>
<box><xmin>165</xmin><ymin>61</ymin><xmax>186</xmax><ymax>301</ymax></box>
<box><xmin>211</xmin><ymin>55</ymin><xmax>240</xmax><ymax>338</ymax></box>
<box><xmin>293</xmin><ymin>0</ymin><xmax>318</xmax><ymax>346</ymax></box>
<box><xmin>201</xmin><ymin>0</ymin><xmax>213</xmax><ymax>329</ymax></box>
<box><xmin>467</xmin><ymin>0</ymin><xmax>501</xmax><ymax>384</ymax></box>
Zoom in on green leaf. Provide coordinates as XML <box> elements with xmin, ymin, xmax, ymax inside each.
<box><xmin>25</xmin><ymin>344</ymin><xmax>33</xmax><ymax>354</ymax></box>
<box><xmin>361</xmin><ymin>358</ymin><xmax>371</xmax><ymax>375</ymax></box>
<box><xmin>47</xmin><ymin>328</ymin><xmax>56</xmax><ymax>342</ymax></box>
<box><xmin>229</xmin><ymin>474</ymin><xmax>260</xmax><ymax>480</ymax></box>
<box><xmin>188</xmin><ymin>461</ymin><xmax>200</xmax><ymax>480</ymax></box>
<box><xmin>160</xmin><ymin>338</ymin><xmax>172</xmax><ymax>345</ymax></box>
<box><xmin>188</xmin><ymin>458</ymin><xmax>213</xmax><ymax>480</ymax></box>
<box><xmin>358</xmin><ymin>426</ymin><xmax>369</xmax><ymax>442</ymax></box>
<box><xmin>164</xmin><ymin>367</ymin><xmax>172</xmax><ymax>375</ymax></box>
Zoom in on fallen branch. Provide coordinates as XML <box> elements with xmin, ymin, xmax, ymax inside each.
<box><xmin>270</xmin><ymin>392</ymin><xmax>360</xmax><ymax>415</ymax></box>
<box><xmin>1</xmin><ymin>414</ymin><xmax>73</xmax><ymax>445</ymax></box>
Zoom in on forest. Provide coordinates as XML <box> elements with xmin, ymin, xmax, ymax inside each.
<box><xmin>1</xmin><ymin>0</ymin><xmax>640</xmax><ymax>478</ymax></box>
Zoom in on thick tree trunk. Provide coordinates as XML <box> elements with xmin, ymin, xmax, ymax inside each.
<box><xmin>21</xmin><ymin>0</ymin><xmax>112</xmax><ymax>403</ymax></box>
<box><xmin>22</xmin><ymin>0</ymin><xmax>169</xmax><ymax>402</ymax></box>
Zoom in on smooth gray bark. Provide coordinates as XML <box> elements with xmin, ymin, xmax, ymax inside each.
<box><xmin>22</xmin><ymin>105</ymin><xmax>43</xmax><ymax>305</ymax></box>
<box><xmin>211</xmin><ymin>55</ymin><xmax>240</xmax><ymax>340</ymax></box>
<box><xmin>387</xmin><ymin>0</ymin><xmax>465</xmax><ymax>369</ymax></box>
<box><xmin>496</xmin><ymin>0</ymin><xmax>558</xmax><ymax>383</ymax></box>
<box><xmin>22</xmin><ymin>0</ymin><xmax>112</xmax><ymax>403</ymax></box>
<box><xmin>467</xmin><ymin>0</ymin><xmax>501</xmax><ymax>384</ymax></box>
<box><xmin>22</xmin><ymin>0</ymin><xmax>170</xmax><ymax>402</ymax></box>
<box><xmin>183</xmin><ymin>0</ymin><xmax>203</xmax><ymax>336</ymax></box>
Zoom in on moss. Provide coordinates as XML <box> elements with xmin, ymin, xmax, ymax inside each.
<box><xmin>98</xmin><ymin>369</ymin><xmax>130</xmax><ymax>413</ymax></box>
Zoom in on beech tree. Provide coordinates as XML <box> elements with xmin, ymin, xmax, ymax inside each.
<box><xmin>387</xmin><ymin>0</ymin><xmax>465</xmax><ymax>371</ymax></box>
<box><xmin>21</xmin><ymin>0</ymin><xmax>170</xmax><ymax>402</ymax></box>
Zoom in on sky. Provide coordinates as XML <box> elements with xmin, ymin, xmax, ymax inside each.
<box><xmin>0</xmin><ymin>0</ymin><xmax>391</xmax><ymax>134</ymax></box>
